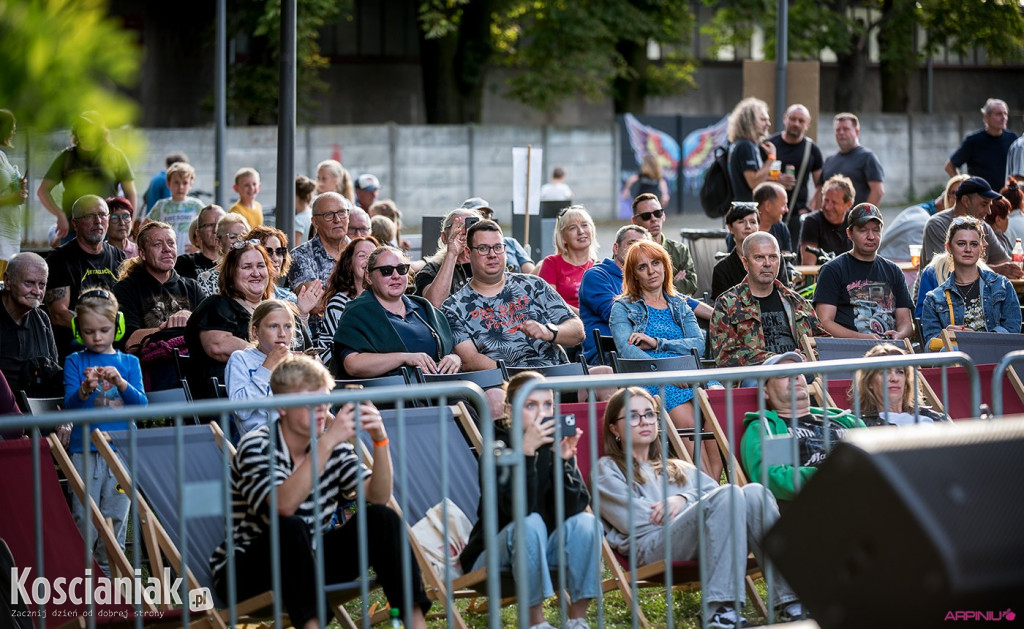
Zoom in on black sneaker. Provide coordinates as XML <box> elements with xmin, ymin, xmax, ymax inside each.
<box><xmin>776</xmin><ymin>601</ymin><xmax>805</xmax><ymax>622</ymax></box>
<box><xmin>706</xmin><ymin>606</ymin><xmax>748</xmax><ymax>629</ymax></box>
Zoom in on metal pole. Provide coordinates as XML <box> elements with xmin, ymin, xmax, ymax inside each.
<box><xmin>276</xmin><ymin>0</ymin><xmax>296</xmax><ymax>240</ymax></box>
<box><xmin>774</xmin><ymin>0</ymin><xmax>788</xmax><ymax>131</ymax></box>
<box><xmin>214</xmin><ymin>0</ymin><xmax>226</xmax><ymax>208</ymax></box>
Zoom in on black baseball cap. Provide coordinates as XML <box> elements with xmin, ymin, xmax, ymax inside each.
<box><xmin>848</xmin><ymin>203</ymin><xmax>884</xmax><ymax>228</ymax></box>
<box><xmin>955</xmin><ymin>176</ymin><xmax>1001</xmax><ymax>200</ymax></box>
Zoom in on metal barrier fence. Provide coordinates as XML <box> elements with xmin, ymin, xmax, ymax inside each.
<box><xmin>992</xmin><ymin>350</ymin><xmax>1024</xmax><ymax>417</ymax></box>
<box><xmin>1</xmin><ymin>352</ymin><xmax>987</xmax><ymax>629</ymax></box>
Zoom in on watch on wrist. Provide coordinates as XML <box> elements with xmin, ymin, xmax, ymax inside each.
<box><xmin>545</xmin><ymin>322</ymin><xmax>559</xmax><ymax>343</ymax></box>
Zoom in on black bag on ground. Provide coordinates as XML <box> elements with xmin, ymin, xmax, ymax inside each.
<box><xmin>699</xmin><ymin>144</ymin><xmax>733</xmax><ymax>218</ymax></box>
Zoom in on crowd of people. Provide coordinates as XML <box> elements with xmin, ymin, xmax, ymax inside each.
<box><xmin>1</xmin><ymin>99</ymin><xmax>1021</xmax><ymax>628</ymax></box>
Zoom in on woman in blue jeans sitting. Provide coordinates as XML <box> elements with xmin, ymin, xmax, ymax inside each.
<box><xmin>459</xmin><ymin>371</ymin><xmax>598</xmax><ymax>629</ymax></box>
<box><xmin>921</xmin><ymin>216</ymin><xmax>1021</xmax><ymax>349</ymax></box>
<box><xmin>609</xmin><ymin>240</ymin><xmax>723</xmax><ymax>480</ymax></box>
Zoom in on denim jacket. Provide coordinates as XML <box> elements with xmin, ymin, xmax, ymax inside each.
<box><xmin>921</xmin><ymin>268</ymin><xmax>1021</xmax><ymax>346</ymax></box>
<box><xmin>609</xmin><ymin>293</ymin><xmax>705</xmax><ymax>359</ymax></box>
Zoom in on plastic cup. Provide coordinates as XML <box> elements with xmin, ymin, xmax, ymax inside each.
<box><xmin>909</xmin><ymin>244</ymin><xmax>922</xmax><ymax>267</ymax></box>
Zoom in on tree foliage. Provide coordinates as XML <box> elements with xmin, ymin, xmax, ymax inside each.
<box><xmin>417</xmin><ymin>0</ymin><xmax>697</xmax><ymax>122</ymax></box>
<box><xmin>227</xmin><ymin>0</ymin><xmax>348</xmax><ymax>125</ymax></box>
<box><xmin>0</xmin><ymin>0</ymin><xmax>140</xmax><ymax>133</ymax></box>
<box><xmin>702</xmin><ymin>0</ymin><xmax>1024</xmax><ymax>112</ymax></box>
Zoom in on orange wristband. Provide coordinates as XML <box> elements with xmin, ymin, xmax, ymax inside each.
<box><xmin>373</xmin><ymin>437</ymin><xmax>389</xmax><ymax>448</ymax></box>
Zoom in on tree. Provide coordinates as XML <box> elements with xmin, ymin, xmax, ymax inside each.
<box><xmin>417</xmin><ymin>0</ymin><xmax>698</xmax><ymax>123</ymax></box>
<box><xmin>703</xmin><ymin>0</ymin><xmax>1024</xmax><ymax>113</ymax></box>
<box><xmin>227</xmin><ymin>0</ymin><xmax>347</xmax><ymax>125</ymax></box>
<box><xmin>0</xmin><ymin>0</ymin><xmax>140</xmax><ymax>133</ymax></box>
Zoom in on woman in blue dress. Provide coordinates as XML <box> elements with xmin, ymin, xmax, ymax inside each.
<box><xmin>610</xmin><ymin>240</ymin><xmax>723</xmax><ymax>480</ymax></box>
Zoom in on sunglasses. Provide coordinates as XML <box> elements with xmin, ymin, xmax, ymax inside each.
<box><xmin>267</xmin><ymin>247</ymin><xmax>288</xmax><ymax>258</ymax></box>
<box><xmin>230</xmin><ymin>239</ymin><xmax>262</xmax><ymax>250</ymax></box>
<box><xmin>634</xmin><ymin>209</ymin><xmax>664</xmax><ymax>221</ymax></box>
<box><xmin>371</xmin><ymin>263</ymin><xmax>410</xmax><ymax>277</ymax></box>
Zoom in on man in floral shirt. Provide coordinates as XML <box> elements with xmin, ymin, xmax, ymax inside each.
<box><xmin>710</xmin><ymin>232</ymin><xmax>821</xmax><ymax>368</ymax></box>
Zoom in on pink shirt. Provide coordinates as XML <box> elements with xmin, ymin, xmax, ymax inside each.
<box><xmin>538</xmin><ymin>254</ymin><xmax>593</xmax><ymax>309</ymax></box>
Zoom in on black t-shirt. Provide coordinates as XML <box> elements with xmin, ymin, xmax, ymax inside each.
<box><xmin>729</xmin><ymin>139</ymin><xmax>763</xmax><ymax>202</ymax></box>
<box><xmin>414</xmin><ymin>261</ymin><xmax>472</xmax><ymax>298</ymax></box>
<box><xmin>174</xmin><ymin>252</ymin><xmax>217</xmax><ymax>280</ymax></box>
<box><xmin>756</xmin><ymin>287</ymin><xmax>797</xmax><ymax>355</ymax></box>
<box><xmin>46</xmin><ymin>241</ymin><xmax>126</xmax><ymax>356</ymax></box>
<box><xmin>812</xmin><ymin>252</ymin><xmax>914</xmax><ymax>335</ymax></box>
<box><xmin>799</xmin><ymin>210</ymin><xmax>852</xmax><ymax>259</ymax></box>
<box><xmin>113</xmin><ymin>269</ymin><xmax>207</xmax><ymax>348</ymax></box>
<box><xmin>793</xmin><ymin>413</ymin><xmax>851</xmax><ymax>468</ymax></box>
<box><xmin>711</xmin><ymin>250</ymin><xmax>746</xmax><ymax>300</ymax></box>
<box><xmin>185</xmin><ymin>294</ymin><xmax>252</xmax><ymax>397</ymax></box>
<box><xmin>0</xmin><ymin>305</ymin><xmax>60</xmax><ymax>395</ymax></box>
<box><xmin>949</xmin><ymin>129</ymin><xmax>1020</xmax><ymax>191</ymax></box>
<box><xmin>767</xmin><ymin>134</ymin><xmax>824</xmax><ymax>211</ymax></box>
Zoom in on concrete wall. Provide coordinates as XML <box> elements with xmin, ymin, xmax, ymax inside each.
<box><xmin>9</xmin><ymin>114</ymin><xmax>992</xmax><ymax>246</ymax></box>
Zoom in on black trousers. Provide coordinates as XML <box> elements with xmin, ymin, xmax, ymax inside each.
<box><xmin>214</xmin><ymin>505</ymin><xmax>430</xmax><ymax>626</ymax></box>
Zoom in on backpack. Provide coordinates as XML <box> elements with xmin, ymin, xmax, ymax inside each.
<box><xmin>699</xmin><ymin>144</ymin><xmax>734</xmax><ymax>219</ymax></box>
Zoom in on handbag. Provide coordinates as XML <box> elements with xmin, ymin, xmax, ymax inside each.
<box><xmin>410</xmin><ymin>498</ymin><xmax>473</xmax><ymax>578</ymax></box>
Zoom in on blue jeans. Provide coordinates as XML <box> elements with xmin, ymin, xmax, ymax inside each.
<box><xmin>473</xmin><ymin>511</ymin><xmax>601</xmax><ymax>607</ymax></box>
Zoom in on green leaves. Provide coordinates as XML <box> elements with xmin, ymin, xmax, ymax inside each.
<box><xmin>0</xmin><ymin>0</ymin><xmax>140</xmax><ymax>134</ymax></box>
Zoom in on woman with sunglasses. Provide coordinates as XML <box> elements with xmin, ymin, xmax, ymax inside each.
<box><xmin>921</xmin><ymin>216</ymin><xmax>1021</xmax><ymax>349</ymax></box>
<box><xmin>332</xmin><ymin>245</ymin><xmax>460</xmax><ymax>379</ymax></box>
<box><xmin>314</xmin><ymin>235</ymin><xmax>379</xmax><ymax>370</ymax></box>
<box><xmin>598</xmin><ymin>387</ymin><xmax>802</xmax><ymax>629</ymax></box>
<box><xmin>536</xmin><ymin>205</ymin><xmax>599</xmax><ymax>314</ymax></box>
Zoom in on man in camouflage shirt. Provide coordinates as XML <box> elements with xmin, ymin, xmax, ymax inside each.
<box><xmin>711</xmin><ymin>232</ymin><xmax>821</xmax><ymax>368</ymax></box>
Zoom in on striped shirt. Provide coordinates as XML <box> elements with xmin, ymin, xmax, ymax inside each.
<box><xmin>209</xmin><ymin>421</ymin><xmax>366</xmax><ymax>576</ymax></box>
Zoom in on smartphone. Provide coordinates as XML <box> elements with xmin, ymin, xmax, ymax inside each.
<box><xmin>550</xmin><ymin>413</ymin><xmax>576</xmax><ymax>435</ymax></box>
<box><xmin>464</xmin><ymin>216</ymin><xmax>479</xmax><ymax>231</ymax></box>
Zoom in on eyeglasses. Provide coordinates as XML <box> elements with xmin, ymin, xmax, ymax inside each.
<box><xmin>348</xmin><ymin>226</ymin><xmax>371</xmax><ymax>236</ymax></box>
<box><xmin>618</xmin><ymin>411</ymin><xmax>658</xmax><ymax>427</ymax></box>
<box><xmin>470</xmin><ymin>243</ymin><xmax>505</xmax><ymax>255</ymax></box>
<box><xmin>635</xmin><ymin>209</ymin><xmax>664</xmax><ymax>221</ymax></box>
<box><xmin>267</xmin><ymin>247</ymin><xmax>288</xmax><ymax>258</ymax></box>
<box><xmin>371</xmin><ymin>263</ymin><xmax>410</xmax><ymax>277</ymax></box>
<box><xmin>109</xmin><ymin>213</ymin><xmax>132</xmax><ymax>223</ymax></box>
<box><xmin>230</xmin><ymin>239</ymin><xmax>262</xmax><ymax>250</ymax></box>
<box><xmin>315</xmin><ymin>209</ymin><xmax>349</xmax><ymax>222</ymax></box>
<box><xmin>74</xmin><ymin>212</ymin><xmax>109</xmax><ymax>222</ymax></box>
<box><xmin>220</xmin><ymin>231</ymin><xmax>242</xmax><ymax>241</ymax></box>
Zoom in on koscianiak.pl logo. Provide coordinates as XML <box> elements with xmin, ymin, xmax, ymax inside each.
<box><xmin>10</xmin><ymin>567</ymin><xmax>213</xmax><ymax>613</ymax></box>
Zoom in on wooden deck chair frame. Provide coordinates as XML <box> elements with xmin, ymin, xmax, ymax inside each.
<box><xmin>942</xmin><ymin>329</ymin><xmax>1024</xmax><ymax>410</ymax></box>
<box><xmin>91</xmin><ymin>423</ymin><xmax>370</xmax><ymax>629</ymax></box>
<box><xmin>695</xmin><ymin>388</ymin><xmax>751</xmax><ymax>487</ymax></box>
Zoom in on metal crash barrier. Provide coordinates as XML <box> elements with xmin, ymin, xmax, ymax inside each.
<box><xmin>0</xmin><ymin>352</ymin><xmax>989</xmax><ymax>629</ymax></box>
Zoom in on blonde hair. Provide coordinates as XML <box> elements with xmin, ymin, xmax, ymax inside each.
<box><xmin>727</xmin><ymin>97</ymin><xmax>770</xmax><ymax>143</ymax></box>
<box><xmin>639</xmin><ymin>154</ymin><xmax>662</xmax><ymax>180</ymax></box>
<box><xmin>316</xmin><ymin>160</ymin><xmax>354</xmax><ymax>202</ymax></box>
<box><xmin>371</xmin><ymin>215</ymin><xmax>396</xmax><ymax>244</ymax></box>
<box><xmin>167</xmin><ymin>162</ymin><xmax>195</xmax><ymax>183</ymax></box>
<box><xmin>602</xmin><ymin>387</ymin><xmax>689</xmax><ymax>486</ymax></box>
<box><xmin>217</xmin><ymin>212</ymin><xmax>251</xmax><ymax>236</ymax></box>
<box><xmin>852</xmin><ymin>344</ymin><xmax>922</xmax><ymax>416</ymax></box>
<box><xmin>270</xmin><ymin>354</ymin><xmax>334</xmax><ymax>395</ymax></box>
<box><xmin>249</xmin><ymin>299</ymin><xmax>298</xmax><ymax>343</ymax></box>
<box><xmin>234</xmin><ymin>167</ymin><xmax>259</xmax><ymax>184</ymax></box>
<box><xmin>943</xmin><ymin>174</ymin><xmax>971</xmax><ymax>209</ymax></box>
<box><xmin>425</xmin><ymin>208</ymin><xmax>479</xmax><ymax>266</ymax></box>
<box><xmin>76</xmin><ymin>288</ymin><xmax>120</xmax><ymax>325</ymax></box>
<box><xmin>553</xmin><ymin>205</ymin><xmax>599</xmax><ymax>261</ymax></box>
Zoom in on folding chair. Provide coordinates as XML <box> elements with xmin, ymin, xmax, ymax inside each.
<box><xmin>414</xmin><ymin>366</ymin><xmax>507</xmax><ymax>390</ymax></box>
<box><xmin>445</xmin><ymin>402</ymin><xmax>652</xmax><ymax>627</ymax></box>
<box><xmin>92</xmin><ymin>423</ymin><xmax>370</xmax><ymax>628</ymax></box>
<box><xmin>552</xmin><ymin>400</ymin><xmax>768</xmax><ymax>622</ymax></box>
<box><xmin>590</xmin><ymin>329</ymin><xmax>616</xmax><ymax>367</ymax></box>
<box><xmin>610</xmin><ymin>350</ymin><xmax>701</xmax><ymax>374</ymax></box>
<box><xmin>941</xmin><ymin>329</ymin><xmax>1024</xmax><ymax>414</ymax></box>
<box><xmin>16</xmin><ymin>392</ymin><xmax>62</xmax><ymax>416</ymax></box>
<box><xmin>0</xmin><ymin>438</ymin><xmax>176</xmax><ymax>624</ymax></box>
<box><xmin>802</xmin><ymin>336</ymin><xmax>914</xmax><ymax>380</ymax></box>
<box><xmin>503</xmin><ymin>358</ymin><xmax>590</xmax><ymax>379</ymax></box>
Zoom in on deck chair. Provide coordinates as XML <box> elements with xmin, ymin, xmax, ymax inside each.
<box><xmin>16</xmin><ymin>392</ymin><xmax>62</xmax><ymax>416</ymax></box>
<box><xmin>0</xmin><ymin>438</ymin><xmax>177</xmax><ymax>625</ymax></box>
<box><xmin>941</xmin><ymin>329</ymin><xmax>1024</xmax><ymax>414</ymax></box>
<box><xmin>447</xmin><ymin>401</ymin><xmax>653</xmax><ymax>627</ymax></box>
<box><xmin>801</xmin><ymin>336</ymin><xmax>915</xmax><ymax>380</ymax></box>
<box><xmin>92</xmin><ymin>424</ymin><xmax>370</xmax><ymax>629</ymax></box>
<box><xmin>695</xmin><ymin>387</ymin><xmax>761</xmax><ymax>487</ymax></box>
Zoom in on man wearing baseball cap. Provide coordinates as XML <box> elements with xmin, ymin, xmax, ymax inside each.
<box><xmin>458</xmin><ymin>197</ymin><xmax>535</xmax><ymax>273</ymax></box>
<box><xmin>740</xmin><ymin>351</ymin><xmax>864</xmax><ymax>501</ymax></box>
<box><xmin>354</xmin><ymin>173</ymin><xmax>380</xmax><ymax>210</ymax></box>
<box><xmin>919</xmin><ymin>176</ymin><xmax>1021</xmax><ymax>278</ymax></box>
<box><xmin>813</xmin><ymin>203</ymin><xmax>915</xmax><ymax>339</ymax></box>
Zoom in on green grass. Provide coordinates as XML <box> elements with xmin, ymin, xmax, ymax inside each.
<box><xmin>339</xmin><ymin>574</ymin><xmax>770</xmax><ymax>628</ymax></box>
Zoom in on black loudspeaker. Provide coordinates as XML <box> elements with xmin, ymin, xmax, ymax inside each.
<box><xmin>764</xmin><ymin>420</ymin><xmax>1024</xmax><ymax>629</ymax></box>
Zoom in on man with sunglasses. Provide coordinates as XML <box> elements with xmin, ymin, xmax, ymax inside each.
<box><xmin>44</xmin><ymin>195</ymin><xmax>126</xmax><ymax>358</ymax></box>
<box><xmin>443</xmin><ymin>220</ymin><xmax>584</xmax><ymax>370</ymax></box>
<box><xmin>286</xmin><ymin>192</ymin><xmax>352</xmax><ymax>292</ymax></box>
<box><xmin>114</xmin><ymin>222</ymin><xmax>205</xmax><ymax>352</ymax></box>
<box><xmin>631</xmin><ymin>193</ymin><xmax>697</xmax><ymax>296</ymax></box>
<box><xmin>175</xmin><ymin>204</ymin><xmax>225</xmax><ymax>280</ymax></box>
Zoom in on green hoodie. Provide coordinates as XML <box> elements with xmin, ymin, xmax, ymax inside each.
<box><xmin>740</xmin><ymin>407</ymin><xmax>865</xmax><ymax>501</ymax></box>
